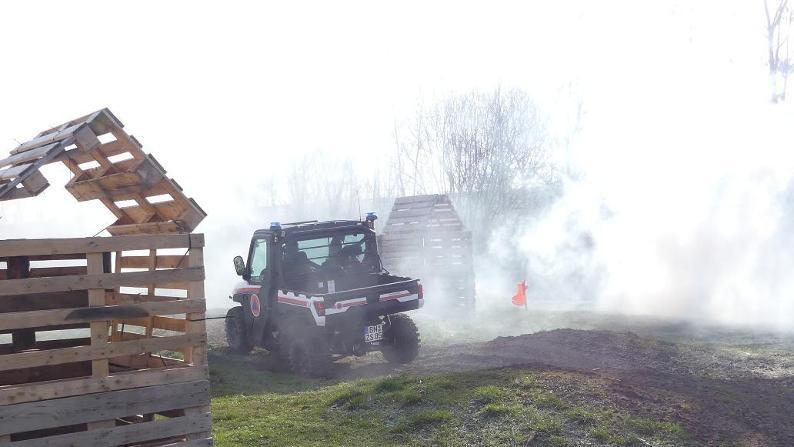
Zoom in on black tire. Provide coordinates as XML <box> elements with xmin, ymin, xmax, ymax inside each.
<box><xmin>381</xmin><ymin>314</ymin><xmax>420</xmax><ymax>364</ymax></box>
<box><xmin>285</xmin><ymin>335</ymin><xmax>331</xmax><ymax>377</ymax></box>
<box><xmin>225</xmin><ymin>306</ymin><xmax>253</xmax><ymax>354</ymax></box>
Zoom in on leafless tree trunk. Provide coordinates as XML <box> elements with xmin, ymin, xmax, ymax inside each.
<box><xmin>765</xmin><ymin>0</ymin><xmax>793</xmax><ymax>102</ymax></box>
<box><xmin>393</xmin><ymin>87</ymin><xmax>554</xmax><ymax>249</ymax></box>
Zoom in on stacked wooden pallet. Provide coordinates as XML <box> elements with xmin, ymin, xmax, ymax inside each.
<box><xmin>0</xmin><ymin>235</ymin><xmax>210</xmax><ymax>446</ymax></box>
<box><xmin>0</xmin><ymin>109</ymin><xmax>211</xmax><ymax>446</ymax></box>
<box><xmin>0</xmin><ymin>108</ymin><xmax>206</xmax><ymax>235</ymax></box>
<box><xmin>379</xmin><ymin>194</ymin><xmax>475</xmax><ymax>309</ymax></box>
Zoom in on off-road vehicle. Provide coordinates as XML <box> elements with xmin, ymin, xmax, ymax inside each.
<box><xmin>225</xmin><ymin>214</ymin><xmax>423</xmax><ymax>374</ymax></box>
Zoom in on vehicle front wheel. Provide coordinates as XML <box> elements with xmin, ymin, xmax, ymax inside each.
<box><xmin>225</xmin><ymin>306</ymin><xmax>253</xmax><ymax>354</ymax></box>
<box><xmin>381</xmin><ymin>314</ymin><xmax>420</xmax><ymax>364</ymax></box>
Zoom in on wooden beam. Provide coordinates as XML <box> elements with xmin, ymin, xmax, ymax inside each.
<box><xmin>0</xmin><ymin>380</ymin><xmax>209</xmax><ymax>435</ymax></box>
<box><xmin>0</xmin><ymin>267</ymin><xmax>204</xmax><ymax>296</ymax></box>
<box><xmin>0</xmin><ymin>365</ymin><xmax>207</xmax><ymax>406</ymax></box>
<box><xmin>0</xmin><ymin>333</ymin><xmax>205</xmax><ymax>372</ymax></box>
<box><xmin>0</xmin><ymin>299</ymin><xmax>204</xmax><ymax>332</ymax></box>
<box><xmin>0</xmin><ymin>234</ymin><xmax>204</xmax><ymax>257</ymax></box>
<box><xmin>6</xmin><ymin>413</ymin><xmax>211</xmax><ymax>447</ymax></box>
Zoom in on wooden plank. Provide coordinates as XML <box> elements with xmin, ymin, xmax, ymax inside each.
<box><xmin>392</xmin><ymin>194</ymin><xmax>441</xmax><ymax>205</ymax></box>
<box><xmin>119</xmin><ymin>255</ymin><xmax>186</xmax><ymax>269</ymax></box>
<box><xmin>106</xmin><ymin>221</ymin><xmax>184</xmax><ymax>236</ymax></box>
<box><xmin>0</xmin><ymin>267</ymin><xmax>204</xmax><ymax>296</ymax></box>
<box><xmin>10</xmin><ymin>123</ymin><xmax>82</xmax><ymax>155</ymax></box>
<box><xmin>0</xmin><ymin>143</ymin><xmax>59</xmax><ymax>170</ymax></box>
<box><xmin>185</xmin><ymin>248</ymin><xmax>205</xmax><ymax>366</ymax></box>
<box><xmin>0</xmin><ymin>297</ymin><xmax>203</xmax><ymax>333</ymax></box>
<box><xmin>58</xmin><ymin>138</ymin><xmax>132</xmax><ymax>165</ymax></box>
<box><xmin>0</xmin><ymin>338</ymin><xmax>90</xmax><ymax>353</ymax></box>
<box><xmin>117</xmin><ymin>316</ymin><xmax>187</xmax><ymax>333</ymax></box>
<box><xmin>0</xmin><ymin>365</ymin><xmax>207</xmax><ymax>406</ymax></box>
<box><xmin>0</xmin><ymin>333</ymin><xmax>205</xmax><ymax>372</ymax></box>
<box><xmin>0</xmin><ymin>164</ymin><xmax>33</xmax><ymax>181</ymax></box>
<box><xmin>28</xmin><ymin>267</ymin><xmax>86</xmax><ymax>278</ymax></box>
<box><xmin>105</xmin><ymin>292</ymin><xmax>182</xmax><ymax>305</ymax></box>
<box><xmin>87</xmin><ymin>253</ymin><xmax>112</xmax><ymax>431</ymax></box>
<box><xmin>6</xmin><ymin>413</ymin><xmax>211</xmax><ymax>447</ymax></box>
<box><xmin>0</xmin><ymin>234</ymin><xmax>204</xmax><ymax>257</ymax></box>
<box><xmin>65</xmin><ymin>172</ymin><xmax>144</xmax><ymax>201</ymax></box>
<box><xmin>0</xmin><ymin>380</ymin><xmax>209</xmax><ymax>435</ymax></box>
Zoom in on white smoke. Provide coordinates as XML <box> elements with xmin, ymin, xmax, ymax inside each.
<box><xmin>502</xmin><ymin>95</ymin><xmax>794</xmax><ymax>331</ymax></box>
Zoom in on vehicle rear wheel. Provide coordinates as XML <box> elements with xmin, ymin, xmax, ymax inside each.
<box><xmin>286</xmin><ymin>335</ymin><xmax>331</xmax><ymax>377</ymax></box>
<box><xmin>381</xmin><ymin>314</ymin><xmax>420</xmax><ymax>364</ymax></box>
<box><xmin>225</xmin><ymin>306</ymin><xmax>253</xmax><ymax>354</ymax></box>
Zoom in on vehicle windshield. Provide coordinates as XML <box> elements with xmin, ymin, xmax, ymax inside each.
<box><xmin>282</xmin><ymin>230</ymin><xmax>383</xmax><ymax>276</ymax></box>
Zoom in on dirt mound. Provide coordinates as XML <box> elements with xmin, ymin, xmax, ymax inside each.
<box><xmin>410</xmin><ymin>329</ymin><xmax>678</xmax><ymax>375</ymax></box>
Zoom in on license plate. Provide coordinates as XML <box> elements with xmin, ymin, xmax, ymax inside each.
<box><xmin>364</xmin><ymin>324</ymin><xmax>384</xmax><ymax>343</ymax></box>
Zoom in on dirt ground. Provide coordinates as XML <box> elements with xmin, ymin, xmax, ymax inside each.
<box><xmin>206</xmin><ymin>308</ymin><xmax>794</xmax><ymax>446</ymax></box>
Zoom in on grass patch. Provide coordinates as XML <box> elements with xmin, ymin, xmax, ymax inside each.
<box><xmin>376</xmin><ymin>375</ymin><xmax>407</xmax><ymax>392</ymax></box>
<box><xmin>480</xmin><ymin>402</ymin><xmax>522</xmax><ymax>417</ymax></box>
<box><xmin>564</xmin><ymin>407</ymin><xmax>599</xmax><ymax>426</ymax></box>
<box><xmin>210</xmin><ymin>351</ymin><xmax>691</xmax><ymax>446</ymax></box>
<box><xmin>392</xmin><ymin>410</ymin><xmax>453</xmax><ymax>433</ymax></box>
<box><xmin>472</xmin><ymin>385</ymin><xmax>504</xmax><ymax>404</ymax></box>
<box><xmin>591</xmin><ymin>425</ymin><xmax>628</xmax><ymax>445</ymax></box>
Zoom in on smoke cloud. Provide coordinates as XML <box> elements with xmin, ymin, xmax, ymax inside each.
<box><xmin>496</xmin><ymin>96</ymin><xmax>794</xmax><ymax>331</ymax></box>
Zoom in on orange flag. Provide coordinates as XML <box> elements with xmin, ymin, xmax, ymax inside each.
<box><xmin>511</xmin><ymin>280</ymin><xmax>527</xmax><ymax>307</ymax></box>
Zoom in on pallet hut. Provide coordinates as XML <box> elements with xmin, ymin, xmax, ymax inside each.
<box><xmin>378</xmin><ymin>194</ymin><xmax>475</xmax><ymax>310</ymax></box>
<box><xmin>0</xmin><ymin>109</ymin><xmax>211</xmax><ymax>446</ymax></box>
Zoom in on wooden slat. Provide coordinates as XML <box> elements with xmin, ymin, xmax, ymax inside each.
<box><xmin>185</xmin><ymin>248</ymin><xmax>205</xmax><ymax>366</ymax></box>
<box><xmin>87</xmin><ymin>251</ymin><xmax>112</xmax><ymax>431</ymax></box>
<box><xmin>0</xmin><ymin>365</ymin><xmax>207</xmax><ymax>406</ymax></box>
<box><xmin>0</xmin><ymin>164</ymin><xmax>33</xmax><ymax>181</ymax></box>
<box><xmin>392</xmin><ymin>194</ymin><xmax>441</xmax><ymax>205</ymax></box>
<box><xmin>0</xmin><ymin>380</ymin><xmax>209</xmax><ymax>435</ymax></box>
<box><xmin>0</xmin><ymin>267</ymin><xmax>204</xmax><ymax>296</ymax></box>
<box><xmin>105</xmin><ymin>292</ymin><xmax>183</xmax><ymax>305</ymax></box>
<box><xmin>6</xmin><ymin>413</ymin><xmax>211</xmax><ymax>447</ymax></box>
<box><xmin>119</xmin><ymin>255</ymin><xmax>186</xmax><ymax>269</ymax></box>
<box><xmin>0</xmin><ymin>143</ymin><xmax>59</xmax><ymax>170</ymax></box>
<box><xmin>0</xmin><ymin>333</ymin><xmax>205</xmax><ymax>372</ymax></box>
<box><xmin>106</xmin><ymin>221</ymin><xmax>184</xmax><ymax>236</ymax></box>
<box><xmin>10</xmin><ymin>123</ymin><xmax>82</xmax><ymax>155</ymax></box>
<box><xmin>118</xmin><ymin>316</ymin><xmax>187</xmax><ymax>333</ymax></box>
<box><xmin>0</xmin><ymin>234</ymin><xmax>204</xmax><ymax>257</ymax></box>
<box><xmin>0</xmin><ymin>300</ymin><xmax>204</xmax><ymax>331</ymax></box>
<box><xmin>28</xmin><ymin>267</ymin><xmax>86</xmax><ymax>278</ymax></box>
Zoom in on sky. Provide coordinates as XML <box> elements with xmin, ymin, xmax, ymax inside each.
<box><xmin>1</xmin><ymin>1</ymin><xmax>792</xmax><ymax>324</ymax></box>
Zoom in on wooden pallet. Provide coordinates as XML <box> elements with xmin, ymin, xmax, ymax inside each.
<box><xmin>0</xmin><ymin>109</ymin><xmax>206</xmax><ymax>236</ymax></box>
<box><xmin>379</xmin><ymin>195</ymin><xmax>475</xmax><ymax>308</ymax></box>
<box><xmin>0</xmin><ymin>234</ymin><xmax>210</xmax><ymax>446</ymax></box>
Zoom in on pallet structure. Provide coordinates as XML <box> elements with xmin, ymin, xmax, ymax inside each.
<box><xmin>0</xmin><ymin>110</ymin><xmax>211</xmax><ymax>446</ymax></box>
<box><xmin>378</xmin><ymin>194</ymin><xmax>475</xmax><ymax>310</ymax></box>
<box><xmin>0</xmin><ymin>108</ymin><xmax>206</xmax><ymax>234</ymax></box>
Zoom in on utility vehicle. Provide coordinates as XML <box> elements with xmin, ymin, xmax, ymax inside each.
<box><xmin>225</xmin><ymin>213</ymin><xmax>424</xmax><ymax>374</ymax></box>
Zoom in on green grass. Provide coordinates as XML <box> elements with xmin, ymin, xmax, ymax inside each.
<box><xmin>210</xmin><ymin>350</ymin><xmax>691</xmax><ymax>446</ymax></box>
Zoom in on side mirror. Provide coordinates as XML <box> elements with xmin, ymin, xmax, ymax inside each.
<box><xmin>233</xmin><ymin>256</ymin><xmax>245</xmax><ymax>276</ymax></box>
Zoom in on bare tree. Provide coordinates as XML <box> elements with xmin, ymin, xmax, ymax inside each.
<box><xmin>765</xmin><ymin>0</ymin><xmax>793</xmax><ymax>102</ymax></box>
<box><xmin>394</xmin><ymin>87</ymin><xmax>554</xmax><ymax>249</ymax></box>
<box><xmin>285</xmin><ymin>153</ymin><xmax>356</xmax><ymax>220</ymax></box>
